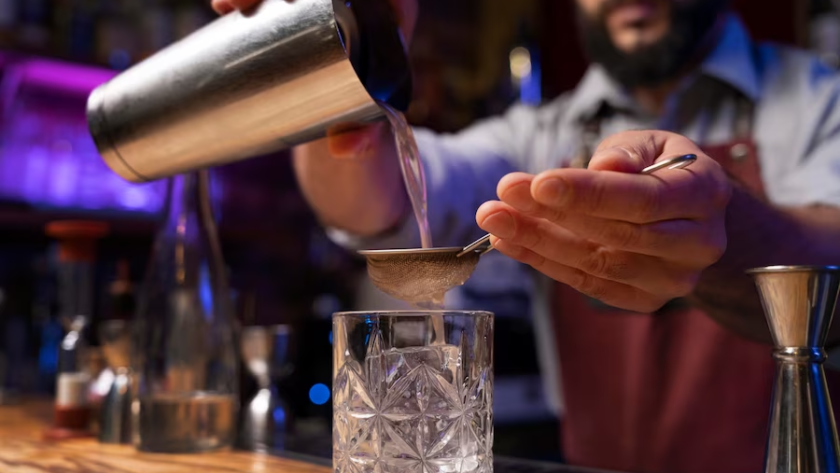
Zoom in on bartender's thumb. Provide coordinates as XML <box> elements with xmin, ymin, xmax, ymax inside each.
<box><xmin>586</xmin><ymin>146</ymin><xmax>645</xmax><ymax>173</ymax></box>
<box><xmin>587</xmin><ymin>130</ymin><xmax>701</xmax><ymax>173</ymax></box>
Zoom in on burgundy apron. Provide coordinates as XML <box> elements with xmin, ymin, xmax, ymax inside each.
<box><xmin>551</xmin><ymin>106</ymin><xmax>840</xmax><ymax>473</ymax></box>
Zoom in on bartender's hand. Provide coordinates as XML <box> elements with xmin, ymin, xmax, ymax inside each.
<box><xmin>477</xmin><ymin>130</ymin><xmax>732</xmax><ymax>313</ymax></box>
<box><xmin>210</xmin><ymin>0</ymin><xmax>258</xmax><ymax>14</ymax></box>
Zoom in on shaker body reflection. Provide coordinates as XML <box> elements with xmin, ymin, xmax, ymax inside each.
<box><xmin>132</xmin><ymin>171</ymin><xmax>238</xmax><ymax>453</ymax></box>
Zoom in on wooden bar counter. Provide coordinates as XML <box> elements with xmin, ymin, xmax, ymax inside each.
<box><xmin>0</xmin><ymin>401</ymin><xmax>330</xmax><ymax>473</ymax></box>
<box><xmin>0</xmin><ymin>401</ymin><xmax>613</xmax><ymax>473</ymax></box>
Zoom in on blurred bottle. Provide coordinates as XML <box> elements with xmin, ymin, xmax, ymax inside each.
<box><xmin>51</xmin><ymin>0</ymin><xmax>95</xmax><ymax>61</ymax></box>
<box><xmin>139</xmin><ymin>0</ymin><xmax>175</xmax><ymax>61</ymax></box>
<box><xmin>94</xmin><ymin>0</ymin><xmax>138</xmax><ymax>70</ymax></box>
<box><xmin>17</xmin><ymin>0</ymin><xmax>51</xmax><ymax>51</ymax></box>
<box><xmin>0</xmin><ymin>0</ymin><xmax>18</xmax><ymax>43</ymax></box>
<box><xmin>33</xmin><ymin>251</ymin><xmax>61</xmax><ymax>394</ymax></box>
<box><xmin>50</xmin><ymin>316</ymin><xmax>92</xmax><ymax>435</ymax></box>
<box><xmin>88</xmin><ymin>259</ymin><xmax>137</xmax><ymax>428</ymax></box>
<box><xmin>132</xmin><ymin>170</ymin><xmax>238</xmax><ymax>453</ymax></box>
<box><xmin>43</xmin><ymin>220</ymin><xmax>109</xmax><ymax>440</ymax></box>
<box><xmin>173</xmin><ymin>0</ymin><xmax>214</xmax><ymax>41</ymax></box>
<box><xmin>107</xmin><ymin>260</ymin><xmax>135</xmax><ymax>322</ymax></box>
<box><xmin>810</xmin><ymin>0</ymin><xmax>840</xmax><ymax>69</ymax></box>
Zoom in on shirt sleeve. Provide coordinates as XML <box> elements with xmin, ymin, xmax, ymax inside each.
<box><xmin>326</xmin><ymin>102</ymin><xmax>546</xmax><ymax>250</ymax></box>
<box><xmin>765</xmin><ymin>57</ymin><xmax>840</xmax><ymax>208</ymax></box>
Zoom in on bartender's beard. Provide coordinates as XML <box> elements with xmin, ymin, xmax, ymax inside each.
<box><xmin>577</xmin><ymin>0</ymin><xmax>730</xmax><ymax>89</ymax></box>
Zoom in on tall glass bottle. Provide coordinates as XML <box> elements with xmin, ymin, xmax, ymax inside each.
<box><xmin>132</xmin><ymin>170</ymin><xmax>238</xmax><ymax>453</ymax></box>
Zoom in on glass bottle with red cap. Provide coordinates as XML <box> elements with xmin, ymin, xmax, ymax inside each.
<box><xmin>43</xmin><ymin>220</ymin><xmax>109</xmax><ymax>441</ymax></box>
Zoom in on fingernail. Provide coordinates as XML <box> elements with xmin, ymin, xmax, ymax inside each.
<box><xmin>590</xmin><ymin>147</ymin><xmax>643</xmax><ymax>172</ymax></box>
<box><xmin>535</xmin><ymin>178</ymin><xmax>567</xmax><ymax>205</ymax></box>
<box><xmin>502</xmin><ymin>182</ymin><xmax>537</xmax><ymax>212</ymax></box>
<box><xmin>480</xmin><ymin>211</ymin><xmax>515</xmax><ymax>240</ymax></box>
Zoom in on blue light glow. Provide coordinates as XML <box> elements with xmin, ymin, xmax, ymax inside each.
<box><xmin>273</xmin><ymin>406</ymin><xmax>287</xmax><ymax>424</ymax></box>
<box><xmin>309</xmin><ymin>383</ymin><xmax>330</xmax><ymax>405</ymax></box>
<box><xmin>198</xmin><ymin>264</ymin><xmax>214</xmax><ymax>321</ymax></box>
<box><xmin>109</xmin><ymin>49</ymin><xmax>131</xmax><ymax>70</ymax></box>
<box><xmin>521</xmin><ymin>58</ymin><xmax>542</xmax><ymax>105</ymax></box>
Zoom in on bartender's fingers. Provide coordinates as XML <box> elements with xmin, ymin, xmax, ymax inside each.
<box><xmin>497</xmin><ymin>131</ymin><xmax>730</xmax><ymax>224</ymax></box>
<box><xmin>589</xmin><ymin>130</ymin><xmax>703</xmax><ymax>172</ymax></box>
<box><xmin>533</xmin><ymin>164</ymin><xmax>727</xmax><ymax>223</ymax></box>
<box><xmin>211</xmin><ymin>0</ymin><xmax>261</xmax><ymax>14</ymax></box>
<box><xmin>497</xmin><ymin>165</ymin><xmax>725</xmax><ymax>224</ymax></box>
<box><xmin>211</xmin><ymin>0</ymin><xmax>233</xmax><ymax>14</ymax></box>
<box><xmin>536</xmin><ymin>212</ymin><xmax>724</xmax><ymax>265</ymax></box>
<box><xmin>477</xmin><ymin>202</ymin><xmax>700</xmax><ymax>296</ymax></box>
<box><xmin>577</xmin><ymin>131</ymin><xmax>731</xmax><ymax>221</ymax></box>
<box><xmin>490</xmin><ymin>239</ymin><xmax>671</xmax><ymax>313</ymax></box>
<box><xmin>495</xmin><ymin>180</ymin><xmax>724</xmax><ymax>264</ymax></box>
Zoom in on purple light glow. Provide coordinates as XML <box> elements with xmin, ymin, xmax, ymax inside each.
<box><xmin>0</xmin><ymin>54</ymin><xmax>166</xmax><ymax>216</ymax></box>
<box><xmin>15</xmin><ymin>58</ymin><xmax>116</xmax><ymax>95</ymax></box>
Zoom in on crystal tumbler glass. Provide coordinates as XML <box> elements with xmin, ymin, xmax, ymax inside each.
<box><xmin>332</xmin><ymin>311</ymin><xmax>494</xmax><ymax>473</ymax></box>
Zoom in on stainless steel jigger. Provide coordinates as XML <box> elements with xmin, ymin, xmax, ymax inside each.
<box><xmin>748</xmin><ymin>265</ymin><xmax>840</xmax><ymax>473</ymax></box>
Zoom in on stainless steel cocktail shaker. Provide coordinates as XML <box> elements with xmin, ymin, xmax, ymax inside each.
<box><xmin>87</xmin><ymin>0</ymin><xmax>412</xmax><ymax>183</ymax></box>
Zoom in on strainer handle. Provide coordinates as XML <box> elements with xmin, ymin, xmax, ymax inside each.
<box><xmin>459</xmin><ymin>234</ymin><xmax>493</xmax><ymax>257</ymax></box>
<box><xmin>640</xmin><ymin>153</ymin><xmax>697</xmax><ymax>174</ymax></box>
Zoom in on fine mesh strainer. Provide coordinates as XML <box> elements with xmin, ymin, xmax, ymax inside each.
<box><xmin>360</xmin><ymin>154</ymin><xmax>697</xmax><ymax>306</ymax></box>
<box><xmin>358</xmin><ymin>244</ymin><xmax>491</xmax><ymax>307</ymax></box>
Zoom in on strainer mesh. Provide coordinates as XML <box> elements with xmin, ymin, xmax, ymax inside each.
<box><xmin>363</xmin><ymin>250</ymin><xmax>481</xmax><ymax>307</ymax></box>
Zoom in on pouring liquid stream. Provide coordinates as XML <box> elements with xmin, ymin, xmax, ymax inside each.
<box><xmin>379</xmin><ymin>103</ymin><xmax>433</xmax><ymax>250</ymax></box>
<box><xmin>378</xmin><ymin>103</ymin><xmax>448</xmax><ymax>317</ymax></box>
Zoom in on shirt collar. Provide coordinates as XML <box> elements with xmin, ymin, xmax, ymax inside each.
<box><xmin>564</xmin><ymin>12</ymin><xmax>761</xmax><ymax>124</ymax></box>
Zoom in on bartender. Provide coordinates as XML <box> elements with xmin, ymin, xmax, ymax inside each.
<box><xmin>214</xmin><ymin>0</ymin><xmax>840</xmax><ymax>472</ymax></box>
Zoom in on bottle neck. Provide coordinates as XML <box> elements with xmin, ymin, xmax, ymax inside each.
<box><xmin>161</xmin><ymin>170</ymin><xmax>227</xmax><ymax>287</ymax></box>
<box><xmin>164</xmin><ymin>170</ymin><xmax>221</xmax><ymax>228</ymax></box>
<box><xmin>165</xmin><ymin>172</ymin><xmax>198</xmax><ymax>225</ymax></box>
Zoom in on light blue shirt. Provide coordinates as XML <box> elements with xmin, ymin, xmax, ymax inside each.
<box><xmin>329</xmin><ymin>13</ymin><xmax>840</xmax><ymax>415</ymax></box>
